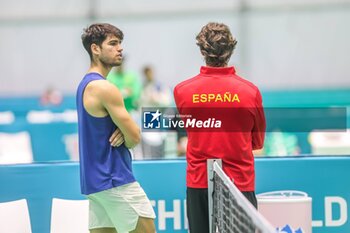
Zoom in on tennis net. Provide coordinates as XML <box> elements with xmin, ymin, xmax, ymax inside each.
<box><xmin>208</xmin><ymin>159</ymin><xmax>276</xmax><ymax>233</ymax></box>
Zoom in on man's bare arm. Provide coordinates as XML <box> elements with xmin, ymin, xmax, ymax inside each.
<box><xmin>94</xmin><ymin>81</ymin><xmax>141</xmax><ymax>148</ymax></box>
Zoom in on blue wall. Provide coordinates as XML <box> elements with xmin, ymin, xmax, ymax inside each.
<box><xmin>0</xmin><ymin>157</ymin><xmax>349</xmax><ymax>233</ymax></box>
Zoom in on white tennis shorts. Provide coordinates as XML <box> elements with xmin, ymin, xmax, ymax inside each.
<box><xmin>87</xmin><ymin>182</ymin><xmax>156</xmax><ymax>233</ymax></box>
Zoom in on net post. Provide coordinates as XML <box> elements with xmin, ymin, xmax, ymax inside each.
<box><xmin>207</xmin><ymin>159</ymin><xmax>222</xmax><ymax>233</ymax></box>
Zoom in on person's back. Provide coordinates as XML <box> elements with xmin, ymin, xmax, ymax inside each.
<box><xmin>174</xmin><ymin>22</ymin><xmax>266</xmax><ymax>233</ymax></box>
<box><xmin>174</xmin><ymin>66</ymin><xmax>265</xmax><ymax>191</ymax></box>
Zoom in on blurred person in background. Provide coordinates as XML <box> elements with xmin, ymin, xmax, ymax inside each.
<box><xmin>174</xmin><ymin>22</ymin><xmax>266</xmax><ymax>233</ymax></box>
<box><xmin>107</xmin><ymin>57</ymin><xmax>142</xmax><ymax>113</ymax></box>
<box><xmin>263</xmin><ymin>131</ymin><xmax>299</xmax><ymax>156</ymax></box>
<box><xmin>141</xmin><ymin>66</ymin><xmax>171</xmax><ymax>108</ymax></box>
<box><xmin>77</xmin><ymin>23</ymin><xmax>155</xmax><ymax>233</ymax></box>
<box><xmin>40</xmin><ymin>86</ymin><xmax>63</xmax><ymax>106</ymax></box>
<box><xmin>176</xmin><ymin>129</ymin><xmax>188</xmax><ymax>157</ymax></box>
<box><xmin>140</xmin><ymin>65</ymin><xmax>172</xmax><ymax>159</ymax></box>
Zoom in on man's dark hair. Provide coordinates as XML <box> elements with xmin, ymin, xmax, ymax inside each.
<box><xmin>81</xmin><ymin>23</ymin><xmax>124</xmax><ymax>60</ymax></box>
<box><xmin>143</xmin><ymin>65</ymin><xmax>152</xmax><ymax>74</ymax></box>
<box><xmin>196</xmin><ymin>22</ymin><xmax>237</xmax><ymax>67</ymax></box>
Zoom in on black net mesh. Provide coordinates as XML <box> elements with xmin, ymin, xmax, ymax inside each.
<box><xmin>212</xmin><ymin>172</ymin><xmax>270</xmax><ymax>233</ymax></box>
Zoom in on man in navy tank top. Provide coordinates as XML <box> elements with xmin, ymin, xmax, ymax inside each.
<box><xmin>77</xmin><ymin>23</ymin><xmax>156</xmax><ymax>233</ymax></box>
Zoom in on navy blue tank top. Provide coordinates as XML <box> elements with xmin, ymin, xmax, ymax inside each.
<box><xmin>76</xmin><ymin>73</ymin><xmax>135</xmax><ymax>195</ymax></box>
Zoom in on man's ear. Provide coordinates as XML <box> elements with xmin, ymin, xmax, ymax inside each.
<box><xmin>91</xmin><ymin>44</ymin><xmax>100</xmax><ymax>56</ymax></box>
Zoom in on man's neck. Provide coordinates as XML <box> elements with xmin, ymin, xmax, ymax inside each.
<box><xmin>88</xmin><ymin>62</ymin><xmax>111</xmax><ymax>78</ymax></box>
<box><xmin>205</xmin><ymin>63</ymin><xmax>228</xmax><ymax>68</ymax></box>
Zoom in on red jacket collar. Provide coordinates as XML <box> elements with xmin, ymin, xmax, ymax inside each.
<box><xmin>200</xmin><ymin>66</ymin><xmax>236</xmax><ymax>76</ymax></box>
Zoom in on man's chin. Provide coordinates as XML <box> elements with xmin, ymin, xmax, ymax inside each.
<box><xmin>111</xmin><ymin>62</ymin><xmax>122</xmax><ymax>67</ymax></box>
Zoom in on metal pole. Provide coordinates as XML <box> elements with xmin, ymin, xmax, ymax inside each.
<box><xmin>207</xmin><ymin>159</ymin><xmax>222</xmax><ymax>233</ymax></box>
